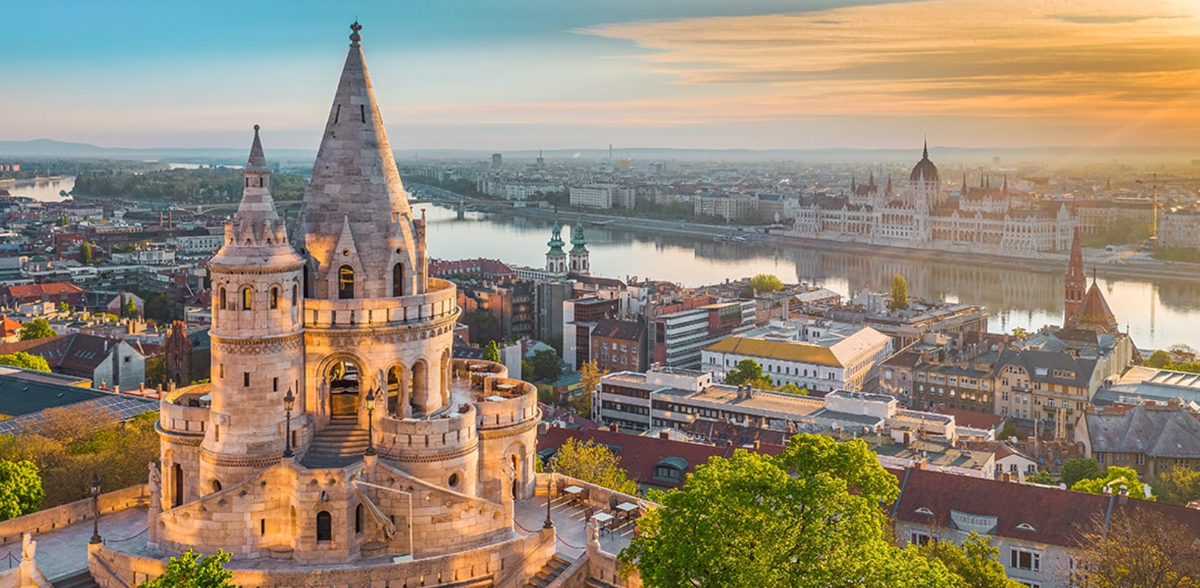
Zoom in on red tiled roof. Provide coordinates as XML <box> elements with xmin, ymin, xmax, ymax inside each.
<box><xmin>1</xmin><ymin>282</ymin><xmax>84</xmax><ymax>300</ymax></box>
<box><xmin>891</xmin><ymin>466</ymin><xmax>1200</xmax><ymax>547</ymax></box>
<box><xmin>930</xmin><ymin>406</ymin><xmax>1005</xmax><ymax>430</ymax></box>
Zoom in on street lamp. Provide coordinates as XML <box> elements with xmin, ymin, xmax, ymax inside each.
<box><xmin>283</xmin><ymin>387</ymin><xmax>295</xmax><ymax>458</ymax></box>
<box><xmin>89</xmin><ymin>473</ymin><xmax>102</xmax><ymax>544</ymax></box>
<box><xmin>364</xmin><ymin>386</ymin><xmax>377</xmax><ymax>456</ymax></box>
<box><xmin>543</xmin><ymin>476</ymin><xmax>554</xmax><ymax>529</ymax></box>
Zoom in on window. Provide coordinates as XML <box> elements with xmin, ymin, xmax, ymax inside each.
<box><xmin>273</xmin><ymin>377</ymin><xmax>279</xmax><ymax>392</ymax></box>
<box><xmin>316</xmin><ymin>511</ymin><xmax>332</xmax><ymax>542</ymax></box>
<box><xmin>242</xmin><ymin>287</ymin><xmax>252</xmax><ymax>310</ymax></box>
<box><xmin>338</xmin><ymin>266</ymin><xmax>355</xmax><ymax>299</ymax></box>
<box><xmin>1096</xmin><ymin>453</ymin><xmax>1105</xmax><ymax>465</ymax></box>
<box><xmin>355</xmin><ymin>504</ymin><xmax>364</xmax><ymax>534</ymax></box>
<box><xmin>292</xmin><ymin>284</ymin><xmax>298</xmax><ymax>305</ymax></box>
<box><xmin>219</xmin><ymin>288</ymin><xmax>227</xmax><ymax>310</ymax></box>
<box><xmin>270</xmin><ymin>287</ymin><xmax>279</xmax><ymax>310</ymax></box>
<box><xmin>1136</xmin><ymin>454</ymin><xmax>1145</xmax><ymax>466</ymax></box>
<box><xmin>909</xmin><ymin>532</ymin><xmax>934</xmax><ymax>546</ymax></box>
<box><xmin>392</xmin><ymin>263</ymin><xmax>405</xmax><ymax>297</ymax></box>
<box><xmin>243</xmin><ymin>372</ymin><xmax>250</xmax><ymax>387</ymax></box>
<box><xmin>1010</xmin><ymin>548</ymin><xmax>1041</xmax><ymax>572</ymax></box>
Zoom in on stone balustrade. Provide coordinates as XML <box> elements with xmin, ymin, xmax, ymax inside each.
<box><xmin>476</xmin><ymin>377</ymin><xmax>538</xmax><ymax>431</ymax></box>
<box><xmin>376</xmin><ymin>403</ymin><xmax>478</xmax><ymax>457</ymax></box>
<box><xmin>158</xmin><ymin>390</ymin><xmax>211</xmax><ymax>437</ymax></box>
<box><xmin>303</xmin><ymin>278</ymin><xmax>457</xmax><ymax>329</ymax></box>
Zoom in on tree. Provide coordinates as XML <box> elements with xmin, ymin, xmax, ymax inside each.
<box><xmin>571</xmin><ymin>359</ymin><xmax>607</xmax><ymax>417</ymax></box>
<box><xmin>461</xmin><ymin>309</ymin><xmax>503</xmax><ymax>345</ymax></box>
<box><xmin>78</xmin><ymin>242</ymin><xmax>94</xmax><ymax>265</ymax></box>
<box><xmin>18</xmin><ymin>319</ymin><xmax>56</xmax><ymax>342</ymax></box>
<box><xmin>122</xmin><ymin>296</ymin><xmax>139</xmax><ymax>319</ymax></box>
<box><xmin>777</xmin><ymin>382</ymin><xmax>807</xmax><ymax>395</ymax></box>
<box><xmin>144</xmin><ymin>293</ymin><xmax>171</xmax><ymax>323</ymax></box>
<box><xmin>483</xmin><ymin>340</ymin><xmax>501</xmax><ymax>363</ymax></box>
<box><xmin>1027</xmin><ymin>470</ymin><xmax>1054</xmax><ymax>485</ymax></box>
<box><xmin>914</xmin><ymin>532</ymin><xmax>1023</xmax><ymax>588</ymax></box>
<box><xmin>1168</xmin><ymin>343</ymin><xmax>1198</xmax><ymax>364</ymax></box>
<box><xmin>748</xmin><ymin>274</ymin><xmax>783</xmax><ymax>294</ymax></box>
<box><xmin>57</xmin><ymin>301</ymin><xmax>70</xmax><ymax>314</ymax></box>
<box><xmin>1060</xmin><ymin>458</ymin><xmax>1103</xmax><ymax>488</ymax></box>
<box><xmin>723</xmin><ymin>359</ymin><xmax>770</xmax><ymax>389</ymax></box>
<box><xmin>1147</xmin><ymin>349</ymin><xmax>1171</xmax><ymax>369</ymax></box>
<box><xmin>1071</xmin><ymin>466</ymin><xmax>1152</xmax><ymax>500</ymax></box>
<box><xmin>526</xmin><ymin>349</ymin><xmax>562</xmax><ymax>382</ymax></box>
<box><xmin>890</xmin><ymin>274</ymin><xmax>909</xmax><ymax>311</ymax></box>
<box><xmin>1151</xmin><ymin>466</ymin><xmax>1200</xmax><ymax>507</ymax></box>
<box><xmin>1069</xmin><ymin>509</ymin><xmax>1200</xmax><ymax>588</ymax></box>
<box><xmin>998</xmin><ymin>421</ymin><xmax>1020</xmax><ymax>441</ymax></box>
<box><xmin>548</xmin><ymin>437</ymin><xmax>638</xmax><ymax>495</ymax></box>
<box><xmin>0</xmin><ymin>352</ymin><xmax>51</xmax><ymax>372</ymax></box>
<box><xmin>621</xmin><ymin>434</ymin><xmax>958</xmax><ymax>588</ymax></box>
<box><xmin>1010</xmin><ymin>327</ymin><xmax>1029</xmax><ymax>339</ymax></box>
<box><xmin>139</xmin><ymin>549</ymin><xmax>235</xmax><ymax>588</ymax></box>
<box><xmin>0</xmin><ymin>460</ymin><xmax>43</xmax><ymax>520</ymax></box>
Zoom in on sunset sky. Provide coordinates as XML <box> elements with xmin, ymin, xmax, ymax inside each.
<box><xmin>5</xmin><ymin>0</ymin><xmax>1200</xmax><ymax>150</ymax></box>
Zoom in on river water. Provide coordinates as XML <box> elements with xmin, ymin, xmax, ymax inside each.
<box><xmin>10</xmin><ymin>176</ymin><xmax>1194</xmax><ymax>349</ymax></box>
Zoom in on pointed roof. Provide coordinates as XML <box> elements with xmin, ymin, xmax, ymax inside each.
<box><xmin>245</xmin><ymin>124</ymin><xmax>269</xmax><ymax>173</ymax></box>
<box><xmin>233</xmin><ymin>125</ymin><xmax>280</xmax><ymax>225</ymax></box>
<box><xmin>910</xmin><ymin>141</ymin><xmax>940</xmax><ymax>184</ymax></box>
<box><xmin>1067</xmin><ymin>280</ymin><xmax>1119</xmax><ymax>334</ymax></box>
<box><xmin>298</xmin><ymin>22</ymin><xmax>417</xmax><ymax>293</ymax></box>
<box><xmin>546</xmin><ymin>212</ymin><xmax>565</xmax><ymax>256</ymax></box>
<box><xmin>1066</xmin><ymin>227</ymin><xmax>1085</xmax><ymax>287</ymax></box>
<box><xmin>210</xmin><ymin>127</ymin><xmax>302</xmax><ymax>270</ymax></box>
<box><xmin>570</xmin><ymin>218</ymin><xmax>588</xmax><ymax>253</ymax></box>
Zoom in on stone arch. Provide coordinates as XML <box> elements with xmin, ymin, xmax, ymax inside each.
<box><xmin>386</xmin><ymin>363</ymin><xmax>409</xmax><ymax>418</ymax></box>
<box><xmin>270</xmin><ymin>285</ymin><xmax>280</xmax><ymax>310</ymax></box>
<box><xmin>504</xmin><ymin>441</ymin><xmax>528</xmax><ymax>500</ymax></box>
<box><xmin>338</xmin><ymin>265</ymin><xmax>355</xmax><ymax>299</ymax></box>
<box><xmin>218</xmin><ymin>287</ymin><xmax>227</xmax><ymax>312</ymax></box>
<box><xmin>318</xmin><ymin>353</ymin><xmax>368</xmax><ymax>418</ymax></box>
<box><xmin>392</xmin><ymin>263</ymin><xmax>405</xmax><ymax>297</ymax></box>
<box><xmin>411</xmin><ymin>359</ymin><xmax>429</xmax><ymax>415</ymax></box>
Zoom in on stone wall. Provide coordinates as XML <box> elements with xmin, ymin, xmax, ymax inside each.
<box><xmin>0</xmin><ymin>485</ymin><xmax>149</xmax><ymax>547</ymax></box>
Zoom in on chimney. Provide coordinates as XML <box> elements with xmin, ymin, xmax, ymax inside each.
<box><xmin>753</xmin><ymin>440</ymin><xmax>761</xmax><ymax>450</ymax></box>
<box><xmin>659</xmin><ymin>431</ymin><xmax>669</xmax><ymax>440</ymax></box>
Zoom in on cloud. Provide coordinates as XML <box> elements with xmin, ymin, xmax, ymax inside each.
<box><xmin>575</xmin><ymin>0</ymin><xmax>1200</xmax><ymax>146</ymax></box>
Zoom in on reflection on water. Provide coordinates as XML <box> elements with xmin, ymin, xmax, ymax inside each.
<box><xmin>419</xmin><ymin>205</ymin><xmax>1200</xmax><ymax>350</ymax></box>
<box><xmin>3</xmin><ymin>176</ymin><xmax>74</xmax><ymax>202</ymax></box>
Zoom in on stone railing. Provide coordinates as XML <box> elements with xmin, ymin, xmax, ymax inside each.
<box><xmin>376</xmin><ymin>403</ymin><xmax>477</xmax><ymax>456</ymax></box>
<box><xmin>0</xmin><ymin>485</ymin><xmax>149</xmax><ymax>547</ymax></box>
<box><xmin>157</xmin><ymin>397</ymin><xmax>209</xmax><ymax>437</ymax></box>
<box><xmin>303</xmin><ymin>278</ymin><xmax>457</xmax><ymax>329</ymax></box>
<box><xmin>476</xmin><ymin>378</ymin><xmax>538</xmax><ymax>431</ymax></box>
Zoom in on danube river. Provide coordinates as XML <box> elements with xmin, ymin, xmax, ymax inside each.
<box><xmin>10</xmin><ymin>176</ymin><xmax>1197</xmax><ymax>349</ymax></box>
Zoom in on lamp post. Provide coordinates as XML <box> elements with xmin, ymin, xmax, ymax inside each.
<box><xmin>365</xmin><ymin>386</ymin><xmax>377</xmax><ymax>456</ymax></box>
<box><xmin>543</xmin><ymin>476</ymin><xmax>554</xmax><ymax>529</ymax></box>
<box><xmin>89</xmin><ymin>473</ymin><xmax>102</xmax><ymax>544</ymax></box>
<box><xmin>283</xmin><ymin>387</ymin><xmax>295</xmax><ymax>458</ymax></box>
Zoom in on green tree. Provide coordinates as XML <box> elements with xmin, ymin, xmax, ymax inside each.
<box><xmin>571</xmin><ymin>359</ymin><xmax>607</xmax><ymax>417</ymax></box>
<box><xmin>777</xmin><ymin>382</ymin><xmax>807</xmax><ymax>395</ymax></box>
<box><xmin>1027</xmin><ymin>470</ymin><xmax>1055</xmax><ymax>485</ymax></box>
<box><xmin>78</xmin><ymin>242</ymin><xmax>94</xmax><ymax>265</ymax></box>
<box><xmin>1151</xmin><ymin>466</ymin><xmax>1200</xmax><ymax>507</ymax></box>
<box><xmin>461</xmin><ymin>309</ymin><xmax>503</xmax><ymax>345</ymax></box>
<box><xmin>138</xmin><ymin>549</ymin><xmax>235</xmax><ymax>588</ymax></box>
<box><xmin>18</xmin><ymin>319</ymin><xmax>56</xmax><ymax>341</ymax></box>
<box><xmin>122</xmin><ymin>296</ymin><xmax>139</xmax><ymax>319</ymax></box>
<box><xmin>1011</xmin><ymin>327</ymin><xmax>1029</xmax><ymax>339</ymax></box>
<box><xmin>1071</xmin><ymin>466</ymin><xmax>1152</xmax><ymax>500</ymax></box>
<box><xmin>1060</xmin><ymin>458</ymin><xmax>1104</xmax><ymax>488</ymax></box>
<box><xmin>0</xmin><ymin>460</ymin><xmax>43</xmax><ymax>520</ymax></box>
<box><xmin>526</xmin><ymin>349</ymin><xmax>562</xmax><ymax>382</ymax></box>
<box><xmin>57</xmin><ymin>301</ymin><xmax>70</xmax><ymax>314</ymax></box>
<box><xmin>1147</xmin><ymin>349</ymin><xmax>1171</xmax><ymax>369</ymax></box>
<box><xmin>483</xmin><ymin>340</ymin><xmax>501</xmax><ymax>363</ymax></box>
<box><xmin>915</xmin><ymin>532</ymin><xmax>1023</xmax><ymax>588</ymax></box>
<box><xmin>621</xmin><ymin>434</ymin><xmax>958</xmax><ymax>588</ymax></box>
<box><xmin>748</xmin><ymin>274</ymin><xmax>783</xmax><ymax>294</ymax></box>
<box><xmin>144</xmin><ymin>293</ymin><xmax>171</xmax><ymax>323</ymax></box>
<box><xmin>548</xmin><ymin>437</ymin><xmax>638</xmax><ymax>495</ymax></box>
<box><xmin>998</xmin><ymin>421</ymin><xmax>1020</xmax><ymax>441</ymax></box>
<box><xmin>890</xmin><ymin>274</ymin><xmax>909</xmax><ymax>311</ymax></box>
<box><xmin>724</xmin><ymin>358</ymin><xmax>772</xmax><ymax>389</ymax></box>
<box><xmin>0</xmin><ymin>352</ymin><xmax>51</xmax><ymax>372</ymax></box>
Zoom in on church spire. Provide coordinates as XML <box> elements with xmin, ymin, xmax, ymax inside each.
<box><xmin>922</xmin><ymin>137</ymin><xmax>928</xmax><ymax>160</ymax></box>
<box><xmin>1064</xmin><ymin>227</ymin><xmax>1086</xmax><ymax>324</ymax></box>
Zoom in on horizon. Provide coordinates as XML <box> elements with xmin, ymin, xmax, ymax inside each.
<box><xmin>6</xmin><ymin>1</ymin><xmax>1200</xmax><ymax>151</ymax></box>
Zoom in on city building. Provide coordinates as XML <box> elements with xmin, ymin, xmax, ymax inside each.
<box><xmin>700</xmin><ymin>320</ymin><xmax>893</xmax><ymax>394</ymax></box>
<box><xmin>0</xmin><ymin>282</ymin><xmax>85</xmax><ymax>307</ymax></box>
<box><xmin>589</xmin><ymin>318</ymin><xmax>647</xmax><ymax>373</ymax></box>
<box><xmin>569</xmin><ymin>184</ymin><xmax>635</xmax><ymax>210</ymax></box>
<box><xmin>562</xmin><ymin>297</ymin><xmax>619</xmax><ymax>370</ymax></box>
<box><xmin>994</xmin><ymin>348</ymin><xmax>1102</xmax><ymax>435</ymax></box>
<box><xmin>693</xmin><ymin>193</ymin><xmax>759</xmax><ymax>221</ymax></box>
<box><xmin>0</xmin><ymin>332</ymin><xmax>145</xmax><ymax>390</ymax></box>
<box><xmin>648</xmin><ymin>300</ymin><xmax>756</xmax><ymax>368</ymax></box>
<box><xmin>1075</xmin><ymin>404</ymin><xmax>1200</xmax><ymax>479</ymax></box>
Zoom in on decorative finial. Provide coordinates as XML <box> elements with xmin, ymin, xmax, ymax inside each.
<box><xmin>253</xmin><ymin>124</ymin><xmax>260</xmax><ymax>133</ymax></box>
<box><xmin>350</xmin><ymin>21</ymin><xmax>363</xmax><ymax>46</ymax></box>
<box><xmin>923</xmin><ymin>136</ymin><xmax>929</xmax><ymax>159</ymax></box>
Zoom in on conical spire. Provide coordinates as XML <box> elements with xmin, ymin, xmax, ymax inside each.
<box><xmin>297</xmin><ymin>22</ymin><xmax>420</xmax><ymax>300</ymax></box>
<box><xmin>547</xmin><ymin>211</ymin><xmax>565</xmax><ymax>250</ymax></box>
<box><xmin>1064</xmin><ymin>227</ymin><xmax>1087</xmax><ymax>324</ymax></box>
<box><xmin>922</xmin><ymin>137</ymin><xmax>929</xmax><ymax>160</ymax></box>
<box><xmin>570</xmin><ymin>218</ymin><xmax>588</xmax><ymax>253</ymax></box>
<box><xmin>234</xmin><ymin>125</ymin><xmax>279</xmax><ymax>225</ymax></box>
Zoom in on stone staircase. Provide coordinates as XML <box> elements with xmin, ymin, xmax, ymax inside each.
<box><xmin>52</xmin><ymin>571</ymin><xmax>99</xmax><ymax>588</ymax></box>
<box><xmin>301</xmin><ymin>416</ymin><xmax>370</xmax><ymax>468</ymax></box>
<box><xmin>524</xmin><ymin>555</ymin><xmax>573</xmax><ymax>588</ymax></box>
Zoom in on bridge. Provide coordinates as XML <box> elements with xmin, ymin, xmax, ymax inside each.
<box><xmin>194</xmin><ymin>197</ymin><xmax>516</xmax><ymax>218</ymax></box>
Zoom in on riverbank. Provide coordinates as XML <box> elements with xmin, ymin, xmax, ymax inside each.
<box><xmin>472</xmin><ymin>203</ymin><xmax>1200</xmax><ymax>284</ymax></box>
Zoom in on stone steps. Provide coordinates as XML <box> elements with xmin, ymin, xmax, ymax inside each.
<box><xmin>524</xmin><ymin>555</ymin><xmax>573</xmax><ymax>588</ymax></box>
<box><xmin>301</xmin><ymin>418</ymin><xmax>372</xmax><ymax>468</ymax></box>
<box><xmin>51</xmin><ymin>571</ymin><xmax>99</xmax><ymax>588</ymax></box>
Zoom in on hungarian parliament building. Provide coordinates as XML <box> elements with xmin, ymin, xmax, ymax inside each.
<box><xmin>788</xmin><ymin>144</ymin><xmax>1075</xmax><ymax>255</ymax></box>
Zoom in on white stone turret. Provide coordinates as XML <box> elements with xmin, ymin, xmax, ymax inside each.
<box><xmin>202</xmin><ymin>126</ymin><xmax>306</xmax><ymax>490</ymax></box>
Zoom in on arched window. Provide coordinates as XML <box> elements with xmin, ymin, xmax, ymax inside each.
<box><xmin>355</xmin><ymin>504</ymin><xmax>364</xmax><ymax>534</ymax></box>
<box><xmin>211</xmin><ymin>479</ymin><xmax>222</xmax><ymax>493</ymax></box>
<box><xmin>316</xmin><ymin>511</ymin><xmax>332</xmax><ymax>542</ymax></box>
<box><xmin>219</xmin><ymin>288</ymin><xmax>227</xmax><ymax>310</ymax></box>
<box><xmin>292</xmin><ymin>284</ymin><xmax>298</xmax><ymax>305</ymax></box>
<box><xmin>392</xmin><ymin>263</ymin><xmax>405</xmax><ymax>297</ymax></box>
<box><xmin>338</xmin><ymin>266</ymin><xmax>355</xmax><ymax>299</ymax></box>
<box><xmin>171</xmin><ymin>463</ymin><xmax>183</xmax><ymax>508</ymax></box>
<box><xmin>242</xmin><ymin>287</ymin><xmax>252</xmax><ymax>310</ymax></box>
<box><xmin>270</xmin><ymin>287</ymin><xmax>279</xmax><ymax>310</ymax></box>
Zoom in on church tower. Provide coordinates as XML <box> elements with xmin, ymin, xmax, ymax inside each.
<box><xmin>545</xmin><ymin>212</ymin><xmax>567</xmax><ymax>277</ymax></box>
<box><xmin>569</xmin><ymin>218</ymin><xmax>589</xmax><ymax>275</ymax></box>
<box><xmin>201</xmin><ymin>126</ymin><xmax>306</xmax><ymax>491</ymax></box>
<box><xmin>1064</xmin><ymin>227</ymin><xmax>1086</xmax><ymax>323</ymax></box>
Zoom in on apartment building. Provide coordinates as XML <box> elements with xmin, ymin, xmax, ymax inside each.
<box><xmin>648</xmin><ymin>300</ymin><xmax>756</xmax><ymax>369</ymax></box>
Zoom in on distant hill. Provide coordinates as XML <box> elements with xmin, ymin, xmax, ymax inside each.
<box><xmin>1</xmin><ymin>138</ymin><xmax>1196</xmax><ymax>166</ymax></box>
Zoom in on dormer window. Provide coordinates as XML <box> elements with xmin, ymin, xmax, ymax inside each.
<box><xmin>914</xmin><ymin>507</ymin><xmax>934</xmax><ymax>516</ymax></box>
<box><xmin>1015</xmin><ymin>523</ymin><xmax>1036</xmax><ymax>532</ymax></box>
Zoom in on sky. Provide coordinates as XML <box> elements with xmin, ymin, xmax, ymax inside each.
<box><xmin>5</xmin><ymin>0</ymin><xmax>1200</xmax><ymax>151</ymax></box>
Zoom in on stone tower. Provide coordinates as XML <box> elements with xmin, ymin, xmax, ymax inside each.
<box><xmin>200</xmin><ymin>125</ymin><xmax>306</xmax><ymax>491</ymax></box>
<box><xmin>1064</xmin><ymin>227</ymin><xmax>1086</xmax><ymax>324</ymax></box>
<box><xmin>545</xmin><ymin>212</ymin><xmax>567</xmax><ymax>277</ymax></box>
<box><xmin>569</xmin><ymin>218</ymin><xmax>589</xmax><ymax>275</ymax></box>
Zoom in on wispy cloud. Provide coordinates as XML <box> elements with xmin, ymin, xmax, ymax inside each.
<box><xmin>575</xmin><ymin>0</ymin><xmax>1200</xmax><ymax>146</ymax></box>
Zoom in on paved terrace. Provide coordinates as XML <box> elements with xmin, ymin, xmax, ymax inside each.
<box><xmin>25</xmin><ymin>507</ymin><xmax>148</xmax><ymax>582</ymax></box>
